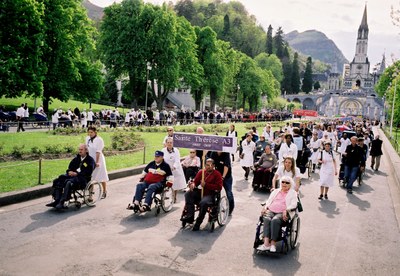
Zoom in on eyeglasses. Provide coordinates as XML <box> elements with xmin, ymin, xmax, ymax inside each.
<box><xmin>190</xmin><ymin>151</ymin><xmax>195</xmax><ymax>153</ymax></box>
<box><xmin>167</xmin><ymin>130</ymin><xmax>173</xmax><ymax>132</ymax></box>
<box><xmin>281</xmin><ymin>181</ymin><xmax>291</xmax><ymax>184</ymax></box>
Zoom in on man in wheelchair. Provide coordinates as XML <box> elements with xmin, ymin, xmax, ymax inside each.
<box><xmin>256</xmin><ymin>176</ymin><xmax>298</xmax><ymax>252</ymax></box>
<box><xmin>181</xmin><ymin>158</ymin><xmax>223</xmax><ymax>231</ymax></box>
<box><xmin>46</xmin><ymin>144</ymin><xmax>95</xmax><ymax>209</ymax></box>
<box><xmin>127</xmin><ymin>150</ymin><xmax>173</xmax><ymax>213</ymax></box>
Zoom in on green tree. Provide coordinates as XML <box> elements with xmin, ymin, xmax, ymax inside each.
<box><xmin>281</xmin><ymin>46</ymin><xmax>292</xmax><ymax>94</ymax></box>
<box><xmin>175</xmin><ymin>0</ymin><xmax>196</xmax><ymax>22</ymax></box>
<box><xmin>266</xmin><ymin>24</ymin><xmax>273</xmax><ymax>55</ymax></box>
<box><xmin>0</xmin><ymin>0</ymin><xmax>45</xmax><ymax>98</ymax></box>
<box><xmin>274</xmin><ymin>27</ymin><xmax>285</xmax><ymax>59</ymax></box>
<box><xmin>254</xmin><ymin>53</ymin><xmax>283</xmax><ymax>83</ymax></box>
<box><xmin>40</xmin><ymin>0</ymin><xmax>103</xmax><ymax>111</ymax></box>
<box><xmin>222</xmin><ymin>14</ymin><xmax>230</xmax><ymax>39</ymax></box>
<box><xmin>291</xmin><ymin>52</ymin><xmax>300</xmax><ymax>94</ymax></box>
<box><xmin>302</xmin><ymin>56</ymin><xmax>313</xmax><ymax>93</ymax></box>
<box><xmin>314</xmin><ymin>81</ymin><xmax>321</xmax><ymax>90</ymax></box>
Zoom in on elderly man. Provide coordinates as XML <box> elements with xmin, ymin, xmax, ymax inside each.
<box><xmin>127</xmin><ymin>151</ymin><xmax>173</xmax><ymax>212</ymax></box>
<box><xmin>46</xmin><ymin>144</ymin><xmax>95</xmax><ymax>209</ymax></box>
<box><xmin>182</xmin><ymin>158</ymin><xmax>223</xmax><ymax>231</ymax></box>
<box><xmin>343</xmin><ymin>136</ymin><xmax>365</xmax><ymax>194</ymax></box>
<box><xmin>370</xmin><ymin>134</ymin><xmax>383</xmax><ymax>171</ymax></box>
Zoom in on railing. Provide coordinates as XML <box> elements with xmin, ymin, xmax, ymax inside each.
<box><xmin>382</xmin><ymin>124</ymin><xmax>400</xmax><ymax>154</ymax></box>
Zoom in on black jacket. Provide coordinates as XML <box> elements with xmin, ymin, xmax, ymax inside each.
<box><xmin>370</xmin><ymin>139</ymin><xmax>383</xmax><ymax>156</ymax></box>
<box><xmin>67</xmin><ymin>154</ymin><xmax>95</xmax><ymax>183</ymax></box>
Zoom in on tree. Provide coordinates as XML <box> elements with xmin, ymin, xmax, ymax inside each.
<box><xmin>222</xmin><ymin>14</ymin><xmax>230</xmax><ymax>39</ymax></box>
<box><xmin>314</xmin><ymin>81</ymin><xmax>321</xmax><ymax>90</ymax></box>
<box><xmin>40</xmin><ymin>0</ymin><xmax>103</xmax><ymax>111</ymax></box>
<box><xmin>274</xmin><ymin>27</ymin><xmax>285</xmax><ymax>59</ymax></box>
<box><xmin>302</xmin><ymin>56</ymin><xmax>313</xmax><ymax>93</ymax></box>
<box><xmin>266</xmin><ymin>24</ymin><xmax>273</xmax><ymax>55</ymax></box>
<box><xmin>254</xmin><ymin>53</ymin><xmax>283</xmax><ymax>83</ymax></box>
<box><xmin>281</xmin><ymin>46</ymin><xmax>292</xmax><ymax>94</ymax></box>
<box><xmin>291</xmin><ymin>52</ymin><xmax>300</xmax><ymax>94</ymax></box>
<box><xmin>0</xmin><ymin>0</ymin><xmax>45</xmax><ymax>98</ymax></box>
<box><xmin>175</xmin><ymin>0</ymin><xmax>196</xmax><ymax>21</ymax></box>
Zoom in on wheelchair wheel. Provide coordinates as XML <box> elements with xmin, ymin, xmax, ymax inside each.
<box><xmin>83</xmin><ymin>180</ymin><xmax>102</xmax><ymax>206</ymax></box>
<box><xmin>289</xmin><ymin>216</ymin><xmax>300</xmax><ymax>249</ymax></box>
<box><xmin>217</xmin><ymin>195</ymin><xmax>229</xmax><ymax>226</ymax></box>
<box><xmin>161</xmin><ymin>187</ymin><xmax>173</xmax><ymax>212</ymax></box>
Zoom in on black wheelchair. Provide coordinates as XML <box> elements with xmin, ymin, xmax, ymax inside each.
<box><xmin>253</xmin><ymin>211</ymin><xmax>300</xmax><ymax>254</ymax></box>
<box><xmin>127</xmin><ymin>184</ymin><xmax>174</xmax><ymax>216</ymax></box>
<box><xmin>252</xmin><ymin>166</ymin><xmax>277</xmax><ymax>192</ymax></box>
<box><xmin>181</xmin><ymin>190</ymin><xmax>229</xmax><ymax>232</ymax></box>
<box><xmin>69</xmin><ymin>180</ymin><xmax>102</xmax><ymax>209</ymax></box>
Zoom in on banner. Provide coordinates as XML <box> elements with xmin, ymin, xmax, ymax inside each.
<box><xmin>293</xmin><ymin>109</ymin><xmax>318</xmax><ymax>117</ymax></box>
<box><xmin>173</xmin><ymin>132</ymin><xmax>236</xmax><ymax>153</ymax></box>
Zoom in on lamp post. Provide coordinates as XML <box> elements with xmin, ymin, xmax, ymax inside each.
<box><xmin>390</xmin><ymin>72</ymin><xmax>398</xmax><ymax>139</ymax></box>
<box><xmin>235</xmin><ymin>84</ymin><xmax>240</xmax><ymax>111</ymax></box>
<box><xmin>145</xmin><ymin>62</ymin><xmax>152</xmax><ymax>110</ymax></box>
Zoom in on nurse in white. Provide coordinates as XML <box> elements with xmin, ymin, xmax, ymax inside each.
<box><xmin>86</xmin><ymin>126</ymin><xmax>109</xmax><ymax>198</ymax></box>
<box><xmin>240</xmin><ymin>133</ymin><xmax>256</xmax><ymax>180</ymax></box>
<box><xmin>162</xmin><ymin>138</ymin><xmax>186</xmax><ymax>203</ymax></box>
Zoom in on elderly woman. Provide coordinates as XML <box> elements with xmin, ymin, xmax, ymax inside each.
<box><xmin>272</xmin><ymin>156</ymin><xmax>301</xmax><ymax>191</ymax></box>
<box><xmin>181</xmin><ymin>149</ymin><xmax>201</xmax><ymax>182</ymax></box>
<box><xmin>257</xmin><ymin>176</ymin><xmax>298</xmax><ymax>252</ymax></box>
<box><xmin>252</xmin><ymin>144</ymin><xmax>277</xmax><ymax>191</ymax></box>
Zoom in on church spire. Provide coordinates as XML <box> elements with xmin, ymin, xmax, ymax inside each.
<box><xmin>358</xmin><ymin>4</ymin><xmax>369</xmax><ymax>39</ymax></box>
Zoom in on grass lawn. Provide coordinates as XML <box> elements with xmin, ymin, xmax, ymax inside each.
<box><xmin>0</xmin><ymin>122</ymin><xmax>286</xmax><ymax>193</ymax></box>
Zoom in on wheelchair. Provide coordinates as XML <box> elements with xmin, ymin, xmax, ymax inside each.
<box><xmin>181</xmin><ymin>190</ymin><xmax>229</xmax><ymax>232</ymax></box>
<box><xmin>253</xmin><ymin>211</ymin><xmax>300</xmax><ymax>254</ymax></box>
<box><xmin>69</xmin><ymin>180</ymin><xmax>102</xmax><ymax>209</ymax></box>
<box><xmin>128</xmin><ymin>185</ymin><xmax>174</xmax><ymax>216</ymax></box>
<box><xmin>252</xmin><ymin>166</ymin><xmax>277</xmax><ymax>192</ymax></box>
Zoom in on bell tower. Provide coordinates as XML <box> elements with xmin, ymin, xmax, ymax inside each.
<box><xmin>343</xmin><ymin>5</ymin><xmax>373</xmax><ymax>89</ymax></box>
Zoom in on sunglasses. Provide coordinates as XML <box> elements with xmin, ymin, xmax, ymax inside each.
<box><xmin>167</xmin><ymin>130</ymin><xmax>173</xmax><ymax>132</ymax></box>
<box><xmin>281</xmin><ymin>181</ymin><xmax>291</xmax><ymax>184</ymax></box>
<box><xmin>190</xmin><ymin>151</ymin><xmax>195</xmax><ymax>153</ymax></box>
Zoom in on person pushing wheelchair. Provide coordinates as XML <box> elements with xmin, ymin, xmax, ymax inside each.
<box><xmin>181</xmin><ymin>158</ymin><xmax>223</xmax><ymax>231</ymax></box>
<box><xmin>46</xmin><ymin>144</ymin><xmax>95</xmax><ymax>209</ymax></box>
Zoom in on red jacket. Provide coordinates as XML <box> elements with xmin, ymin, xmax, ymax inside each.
<box><xmin>193</xmin><ymin>169</ymin><xmax>223</xmax><ymax>196</ymax></box>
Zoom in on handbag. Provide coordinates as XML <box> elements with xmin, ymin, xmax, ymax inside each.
<box><xmin>297</xmin><ymin>196</ymin><xmax>303</xmax><ymax>212</ymax></box>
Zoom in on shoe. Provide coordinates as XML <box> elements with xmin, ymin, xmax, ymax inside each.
<box><xmin>55</xmin><ymin>202</ymin><xmax>67</xmax><ymax>210</ymax></box>
<box><xmin>245</xmin><ymin>177</ymin><xmax>248</xmax><ymax>181</ymax></box>
<box><xmin>101</xmin><ymin>192</ymin><xmax>107</xmax><ymax>199</ymax></box>
<box><xmin>270</xmin><ymin>245</ymin><xmax>276</xmax><ymax>253</ymax></box>
<box><xmin>318</xmin><ymin>194</ymin><xmax>323</xmax><ymax>200</ymax></box>
<box><xmin>181</xmin><ymin>215</ymin><xmax>194</xmax><ymax>224</ymax></box>
<box><xmin>371</xmin><ymin>165</ymin><xmax>374</xmax><ymax>170</ymax></box>
<box><xmin>139</xmin><ymin>204</ymin><xmax>151</xmax><ymax>212</ymax></box>
<box><xmin>324</xmin><ymin>194</ymin><xmax>328</xmax><ymax>200</ymax></box>
<box><xmin>192</xmin><ymin>223</ymin><xmax>200</xmax><ymax>231</ymax></box>
<box><xmin>257</xmin><ymin>244</ymin><xmax>271</xmax><ymax>251</ymax></box>
<box><xmin>347</xmin><ymin>189</ymin><xmax>353</xmax><ymax>194</ymax></box>
<box><xmin>87</xmin><ymin>197</ymin><xmax>93</xmax><ymax>203</ymax></box>
<box><xmin>45</xmin><ymin>201</ymin><xmax>57</xmax><ymax>207</ymax></box>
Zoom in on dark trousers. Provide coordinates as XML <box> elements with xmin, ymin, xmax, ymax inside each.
<box><xmin>184</xmin><ymin>189</ymin><xmax>213</xmax><ymax>225</ymax></box>
<box><xmin>17</xmin><ymin>119</ymin><xmax>25</xmax><ymax>132</ymax></box>
<box><xmin>223</xmin><ymin>176</ymin><xmax>234</xmax><ymax>214</ymax></box>
<box><xmin>52</xmin><ymin>175</ymin><xmax>86</xmax><ymax>203</ymax></box>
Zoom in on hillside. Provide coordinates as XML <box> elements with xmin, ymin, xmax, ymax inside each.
<box><xmin>284</xmin><ymin>30</ymin><xmax>348</xmax><ymax>73</ymax></box>
<box><xmin>82</xmin><ymin>0</ymin><xmax>104</xmax><ymax>21</ymax></box>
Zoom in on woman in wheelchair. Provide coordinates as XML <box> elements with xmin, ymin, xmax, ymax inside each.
<box><xmin>252</xmin><ymin>144</ymin><xmax>277</xmax><ymax>191</ymax></box>
<box><xmin>46</xmin><ymin>144</ymin><xmax>95</xmax><ymax>209</ymax></box>
<box><xmin>127</xmin><ymin>150</ymin><xmax>173</xmax><ymax>213</ymax></box>
<box><xmin>256</xmin><ymin>176</ymin><xmax>298</xmax><ymax>252</ymax></box>
<box><xmin>181</xmin><ymin>158</ymin><xmax>223</xmax><ymax>231</ymax></box>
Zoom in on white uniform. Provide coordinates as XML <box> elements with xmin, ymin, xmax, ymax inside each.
<box><xmin>86</xmin><ymin>136</ymin><xmax>109</xmax><ymax>182</ymax></box>
<box><xmin>339</xmin><ymin>137</ymin><xmax>350</xmax><ymax>154</ymax></box>
<box><xmin>309</xmin><ymin>138</ymin><xmax>321</xmax><ymax>165</ymax></box>
<box><xmin>162</xmin><ymin>147</ymin><xmax>186</xmax><ymax>190</ymax></box>
<box><xmin>279</xmin><ymin>142</ymin><xmax>298</xmax><ymax>163</ymax></box>
<box><xmin>240</xmin><ymin>140</ymin><xmax>256</xmax><ymax>167</ymax></box>
<box><xmin>275</xmin><ymin>166</ymin><xmax>301</xmax><ymax>190</ymax></box>
<box><xmin>319</xmin><ymin>150</ymin><xmax>336</xmax><ymax>187</ymax></box>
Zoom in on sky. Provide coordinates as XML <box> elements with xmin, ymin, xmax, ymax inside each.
<box><xmin>92</xmin><ymin>0</ymin><xmax>400</xmax><ymax>68</ymax></box>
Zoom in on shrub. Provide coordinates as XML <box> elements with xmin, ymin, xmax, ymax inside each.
<box><xmin>11</xmin><ymin>145</ymin><xmax>25</xmax><ymax>158</ymax></box>
<box><xmin>64</xmin><ymin>145</ymin><xmax>75</xmax><ymax>153</ymax></box>
<box><xmin>111</xmin><ymin>131</ymin><xmax>142</xmax><ymax>151</ymax></box>
<box><xmin>44</xmin><ymin>144</ymin><xmax>64</xmax><ymax>154</ymax></box>
<box><xmin>31</xmin><ymin>146</ymin><xmax>43</xmax><ymax>156</ymax></box>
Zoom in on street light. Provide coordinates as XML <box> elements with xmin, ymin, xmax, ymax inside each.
<box><xmin>145</xmin><ymin>62</ymin><xmax>152</xmax><ymax>110</ymax></box>
<box><xmin>390</xmin><ymin>72</ymin><xmax>398</xmax><ymax>139</ymax></box>
<box><xmin>235</xmin><ymin>84</ymin><xmax>240</xmax><ymax>111</ymax></box>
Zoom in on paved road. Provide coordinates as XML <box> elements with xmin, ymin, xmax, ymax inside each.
<box><xmin>1</xmin><ymin>151</ymin><xmax>400</xmax><ymax>275</ymax></box>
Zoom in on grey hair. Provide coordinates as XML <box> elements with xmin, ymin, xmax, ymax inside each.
<box><xmin>280</xmin><ymin>175</ymin><xmax>294</xmax><ymax>186</ymax></box>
